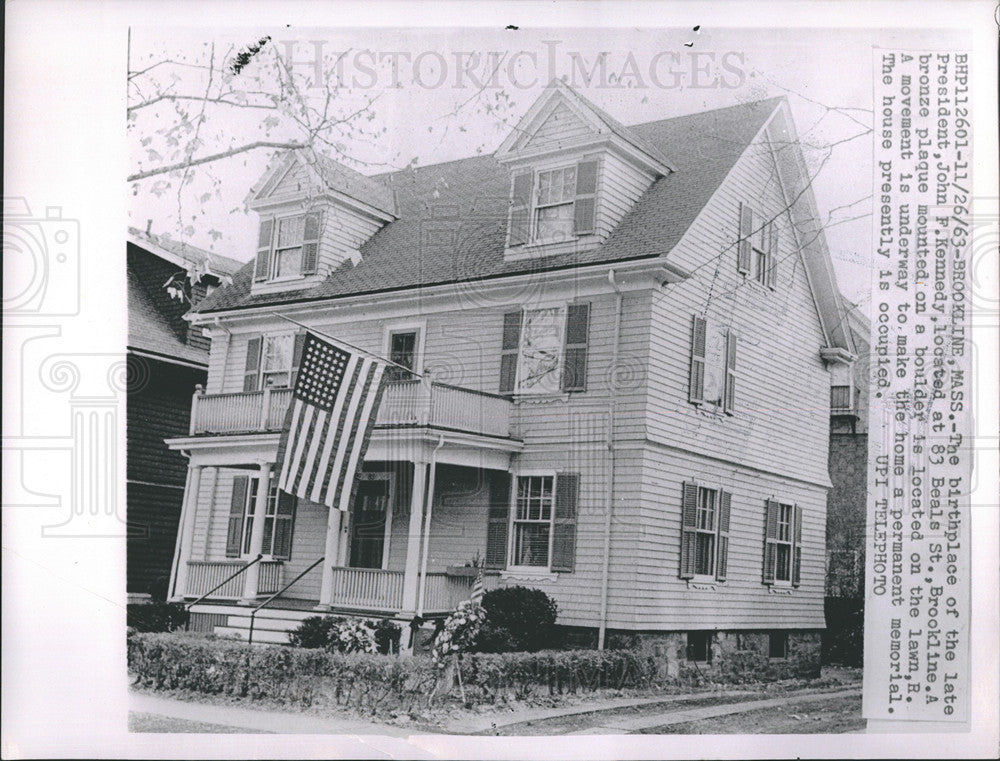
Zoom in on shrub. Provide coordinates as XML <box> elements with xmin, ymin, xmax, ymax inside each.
<box><xmin>288</xmin><ymin>616</ymin><xmax>401</xmax><ymax>655</ymax></box>
<box><xmin>474</xmin><ymin>586</ymin><xmax>558</xmax><ymax>653</ymax></box>
<box><xmin>126</xmin><ymin>601</ymin><xmax>189</xmax><ymax>633</ymax></box>
<box><xmin>287</xmin><ymin>616</ymin><xmax>339</xmax><ymax>649</ymax></box>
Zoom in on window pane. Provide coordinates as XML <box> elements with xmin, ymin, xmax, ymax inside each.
<box><xmin>776</xmin><ymin>544</ymin><xmax>791</xmax><ymax>581</ymax></box>
<box><xmin>386</xmin><ymin>331</ymin><xmax>417</xmax><ymax>381</ymax></box>
<box><xmin>277</xmin><ymin>216</ymin><xmax>304</xmax><ymax>247</ymax></box>
<box><xmin>695</xmin><ymin>533</ymin><xmax>715</xmax><ymax>575</ymax></box>
<box><xmin>514</xmin><ymin>523</ymin><xmax>550</xmax><ymax>566</ymax></box>
<box><xmin>517</xmin><ymin>308</ymin><xmax>565</xmax><ymax>393</ymax></box>
<box><xmin>264</xmin><ymin>335</ymin><xmax>292</xmax><ymax>372</ymax></box>
<box><xmin>535</xmin><ymin>203</ymin><xmax>574</xmax><ymax>241</ymax></box>
<box><xmin>273</xmin><ymin>247</ymin><xmax>301</xmax><ymax>278</ymax></box>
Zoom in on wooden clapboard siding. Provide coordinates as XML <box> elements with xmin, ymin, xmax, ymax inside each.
<box><xmin>643</xmin><ymin>123</ymin><xmax>832</xmax><ymax>488</ymax></box>
<box><xmin>630</xmin><ymin>442</ymin><xmax>826</xmax><ymax>629</ymax></box>
<box><xmin>424</xmin><ymin>465</ymin><xmax>491</xmax><ymax>571</ymax></box>
<box><xmin>190</xmin><ymin>466</ymin><xmax>222</xmax><ymax>560</ymax></box>
<box><xmin>314</xmin><ymin>205</ymin><xmax>383</xmax><ymax>275</ymax></box>
<box><xmin>265</xmin><ymin>161</ymin><xmax>309</xmax><ymax>201</ymax></box>
<box><xmin>519</xmin><ymin>101</ymin><xmax>594</xmax><ymax>151</ymax></box>
<box><xmin>205</xmin><ymin>335</ymin><xmax>229</xmax><ymax>394</ymax></box>
<box><xmin>595</xmin><ymin>152</ymin><xmax>656</xmax><ymax>242</ymax></box>
<box><xmin>279</xmin><ymin>497</ymin><xmax>326</xmax><ymax>600</ymax></box>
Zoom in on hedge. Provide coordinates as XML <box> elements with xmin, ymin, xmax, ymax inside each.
<box><xmin>127</xmin><ymin>632</ymin><xmax>665</xmax><ymax>712</ymax></box>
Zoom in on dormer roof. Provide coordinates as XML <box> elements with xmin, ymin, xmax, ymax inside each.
<box><xmin>494</xmin><ymin>79</ymin><xmax>674</xmax><ymax>176</ymax></box>
<box><xmin>247</xmin><ymin>148</ymin><xmax>397</xmax><ymax>220</ymax></box>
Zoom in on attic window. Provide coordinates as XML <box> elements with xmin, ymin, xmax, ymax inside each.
<box><xmin>254</xmin><ymin>212</ymin><xmax>322</xmax><ymax>283</ymax></box>
<box><xmin>508</xmin><ymin>160</ymin><xmax>598</xmax><ymax>248</ymax></box>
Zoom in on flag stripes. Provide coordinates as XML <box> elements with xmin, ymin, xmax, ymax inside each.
<box><xmin>275</xmin><ymin>333</ymin><xmax>387</xmax><ymax>511</ymax></box>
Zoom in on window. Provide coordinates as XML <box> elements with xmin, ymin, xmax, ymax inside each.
<box><xmin>508</xmin><ymin>160</ymin><xmax>598</xmax><ymax>248</ymax></box>
<box><xmin>226</xmin><ymin>476</ymin><xmax>295</xmax><ymax>560</ymax></box>
<box><xmin>273</xmin><ymin>216</ymin><xmax>304</xmax><ymax>278</ymax></box>
<box><xmin>737</xmin><ymin>203</ymin><xmax>777</xmax><ymax>288</ymax></box>
<box><xmin>694</xmin><ymin>488</ymin><xmax>718</xmax><ymax>576</ymax></box>
<box><xmin>689</xmin><ymin>316</ymin><xmax>737</xmax><ymax>414</ymax></box>
<box><xmin>254</xmin><ymin>212</ymin><xmax>321</xmax><ymax>283</ymax></box>
<box><xmin>764</xmin><ymin>500</ymin><xmax>802</xmax><ymax>586</ymax></box>
<box><xmin>261</xmin><ymin>335</ymin><xmax>294</xmax><ymax>388</ymax></box>
<box><xmin>512</xmin><ymin>475</ymin><xmax>554</xmax><ymax>567</ymax></box>
<box><xmin>499</xmin><ymin>303</ymin><xmax>590</xmax><ymax>395</ymax></box>
<box><xmin>385</xmin><ymin>330</ymin><xmax>418</xmax><ymax>382</ymax></box>
<box><xmin>768</xmin><ymin>631</ymin><xmax>789</xmax><ymax>659</ymax></box>
<box><xmin>687</xmin><ymin>631</ymin><xmax>712</xmax><ymax>663</ymax></box>
<box><xmin>680</xmin><ymin>482</ymin><xmax>732</xmax><ymax>581</ymax></box>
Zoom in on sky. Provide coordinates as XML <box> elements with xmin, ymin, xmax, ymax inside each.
<box><xmin>128</xmin><ymin>26</ymin><xmax>962</xmax><ymax>315</ymax></box>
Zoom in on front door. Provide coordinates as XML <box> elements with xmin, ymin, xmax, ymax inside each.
<box><xmin>349</xmin><ymin>478</ymin><xmax>389</xmax><ymax>568</ymax></box>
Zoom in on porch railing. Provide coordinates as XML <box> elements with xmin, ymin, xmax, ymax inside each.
<box><xmin>329</xmin><ymin>567</ymin><xmax>405</xmax><ymax>612</ymax></box>
<box><xmin>189</xmin><ymin>381</ymin><xmax>512</xmax><ymax>438</ymax></box>
<box><xmin>185</xmin><ymin>559</ymin><xmax>283</xmax><ymax>599</ymax></box>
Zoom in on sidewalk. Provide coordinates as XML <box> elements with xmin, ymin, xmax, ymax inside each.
<box><xmin>566</xmin><ymin>686</ymin><xmax>861</xmax><ymax>735</ymax></box>
<box><xmin>129</xmin><ymin>692</ymin><xmax>412</xmax><ymax>736</ymax></box>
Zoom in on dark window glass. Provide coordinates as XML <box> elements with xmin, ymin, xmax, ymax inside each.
<box><xmin>386</xmin><ymin>331</ymin><xmax>417</xmax><ymax>381</ymax></box>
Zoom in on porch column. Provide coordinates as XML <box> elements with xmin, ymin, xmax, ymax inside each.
<box><xmin>316</xmin><ymin>508</ymin><xmax>345</xmax><ymax>609</ymax></box>
<box><xmin>399</xmin><ymin>458</ymin><xmax>428</xmax><ymax>619</ymax></box>
<box><xmin>240</xmin><ymin>461</ymin><xmax>272</xmax><ymax>602</ymax></box>
<box><xmin>168</xmin><ymin>464</ymin><xmax>203</xmax><ymax>601</ymax></box>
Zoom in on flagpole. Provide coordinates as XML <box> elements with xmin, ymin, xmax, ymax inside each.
<box><xmin>272</xmin><ymin>312</ymin><xmax>428</xmax><ymax>379</ymax></box>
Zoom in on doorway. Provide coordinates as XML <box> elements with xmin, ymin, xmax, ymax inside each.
<box><xmin>349</xmin><ymin>476</ymin><xmax>390</xmax><ymax>569</ymax></box>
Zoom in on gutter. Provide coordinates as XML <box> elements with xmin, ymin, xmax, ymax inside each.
<box><xmin>597</xmin><ymin>268</ymin><xmax>624</xmax><ymax>651</ymax></box>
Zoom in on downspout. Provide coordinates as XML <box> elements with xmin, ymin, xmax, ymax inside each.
<box><xmin>598</xmin><ymin>269</ymin><xmax>624</xmax><ymax>650</ymax></box>
<box><xmin>416</xmin><ymin>435</ymin><xmax>446</xmax><ymax>617</ymax></box>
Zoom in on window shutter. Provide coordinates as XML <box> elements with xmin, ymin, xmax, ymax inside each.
<box><xmin>767</xmin><ymin>220</ymin><xmax>779</xmax><ymax>289</ymax></box>
<box><xmin>737</xmin><ymin>203</ymin><xmax>752</xmax><ymax>275</ymax></box>
<box><xmin>679</xmin><ymin>481</ymin><xmax>699</xmax><ymax>579</ymax></box>
<box><xmin>716</xmin><ymin>490</ymin><xmax>732</xmax><ymax>581</ymax></box>
<box><xmin>485</xmin><ymin>472</ymin><xmax>511</xmax><ymax>570</ymax></box>
<box><xmin>508</xmin><ymin>172</ymin><xmax>533</xmax><ymax>247</ymax></box>
<box><xmin>290</xmin><ymin>331</ymin><xmax>306</xmax><ymax>387</ymax></box>
<box><xmin>562</xmin><ymin>302</ymin><xmax>590</xmax><ymax>392</ymax></box>
<box><xmin>792</xmin><ymin>504</ymin><xmax>803</xmax><ymax>587</ymax></box>
<box><xmin>723</xmin><ymin>330</ymin><xmax>737</xmax><ymax>415</ymax></box>
<box><xmin>226</xmin><ymin>476</ymin><xmax>249</xmax><ymax>557</ymax></box>
<box><xmin>763</xmin><ymin>499</ymin><xmax>780</xmax><ymax>584</ymax></box>
<box><xmin>243</xmin><ymin>336</ymin><xmax>262</xmax><ymax>392</ymax></box>
<box><xmin>499</xmin><ymin>310</ymin><xmax>522</xmax><ymax>394</ymax></box>
<box><xmin>273</xmin><ymin>491</ymin><xmax>297</xmax><ymax>560</ymax></box>
<box><xmin>552</xmin><ymin>473</ymin><xmax>580</xmax><ymax>573</ymax></box>
<box><xmin>255</xmin><ymin>218</ymin><xmax>274</xmax><ymax>281</ymax></box>
<box><xmin>573</xmin><ymin>159</ymin><xmax>599</xmax><ymax>235</ymax></box>
<box><xmin>688</xmin><ymin>315</ymin><xmax>707</xmax><ymax>404</ymax></box>
<box><xmin>301</xmin><ymin>212</ymin><xmax>321</xmax><ymax>275</ymax></box>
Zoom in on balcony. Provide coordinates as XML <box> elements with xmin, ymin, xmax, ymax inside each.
<box><xmin>189</xmin><ymin>380</ymin><xmax>513</xmax><ymax>439</ymax></box>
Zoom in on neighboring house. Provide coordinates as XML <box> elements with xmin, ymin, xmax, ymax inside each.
<box><xmin>826</xmin><ymin>300</ymin><xmax>871</xmax><ymax>599</ymax></box>
<box><xmin>163</xmin><ymin>81</ymin><xmax>857</xmax><ymax>673</ymax></box>
<box><xmin>127</xmin><ymin>227</ymin><xmax>241</xmax><ymax>600</ymax></box>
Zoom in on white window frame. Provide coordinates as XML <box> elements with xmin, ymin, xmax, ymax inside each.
<box><xmin>531</xmin><ymin>165</ymin><xmax>578</xmax><ymax>244</ymax></box>
<box><xmin>270</xmin><ymin>213</ymin><xmax>307</xmax><ymax>282</ymax></box>
<box><xmin>381</xmin><ymin>320</ymin><xmax>426</xmax><ymax>383</ymax></box>
<box><xmin>259</xmin><ymin>332</ymin><xmax>296</xmax><ymax>389</ymax></box>
<box><xmin>693</xmin><ymin>486</ymin><xmax>718</xmax><ymax>579</ymax></box>
<box><xmin>507</xmin><ymin>471</ymin><xmax>557</xmax><ymax>572</ymax></box>
<box><xmin>241</xmin><ymin>478</ymin><xmax>291</xmax><ymax>560</ymax></box>
<box><xmin>514</xmin><ymin>305</ymin><xmax>568</xmax><ymax>396</ymax></box>
<box><xmin>772</xmin><ymin>501</ymin><xmax>795</xmax><ymax>585</ymax></box>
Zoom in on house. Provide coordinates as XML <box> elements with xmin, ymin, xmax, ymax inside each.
<box><xmin>163</xmin><ymin>81</ymin><xmax>857</xmax><ymax>673</ymax></box>
<box><xmin>127</xmin><ymin>227</ymin><xmax>241</xmax><ymax>601</ymax></box>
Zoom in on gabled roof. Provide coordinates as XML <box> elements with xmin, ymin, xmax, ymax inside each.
<box><xmin>195</xmin><ymin>97</ymin><xmax>784</xmax><ymax>315</ymax></box>
<box><xmin>247</xmin><ymin>149</ymin><xmax>397</xmax><ymax>218</ymax></box>
<box><xmin>127</xmin><ymin>226</ymin><xmax>243</xmax><ymax>281</ymax></box>
<box><xmin>127</xmin><ymin>260</ymin><xmax>209</xmax><ymax>366</ymax></box>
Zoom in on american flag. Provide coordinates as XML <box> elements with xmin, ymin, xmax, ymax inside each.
<box><xmin>470</xmin><ymin>569</ymin><xmax>485</xmax><ymax>605</ymax></box>
<box><xmin>275</xmin><ymin>332</ymin><xmax>387</xmax><ymax>511</ymax></box>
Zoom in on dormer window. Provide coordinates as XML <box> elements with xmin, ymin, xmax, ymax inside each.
<box><xmin>254</xmin><ymin>212</ymin><xmax>321</xmax><ymax>283</ymax></box>
<box><xmin>508</xmin><ymin>160</ymin><xmax>598</xmax><ymax>249</ymax></box>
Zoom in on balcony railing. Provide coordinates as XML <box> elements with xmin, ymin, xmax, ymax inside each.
<box><xmin>189</xmin><ymin>380</ymin><xmax>512</xmax><ymax>439</ymax></box>
<box><xmin>185</xmin><ymin>560</ymin><xmax>283</xmax><ymax>598</ymax></box>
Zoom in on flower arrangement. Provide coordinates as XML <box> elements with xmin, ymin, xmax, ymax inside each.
<box><xmin>431</xmin><ymin>599</ymin><xmax>486</xmax><ymax>667</ymax></box>
<box><xmin>332</xmin><ymin>618</ymin><xmax>377</xmax><ymax>654</ymax></box>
